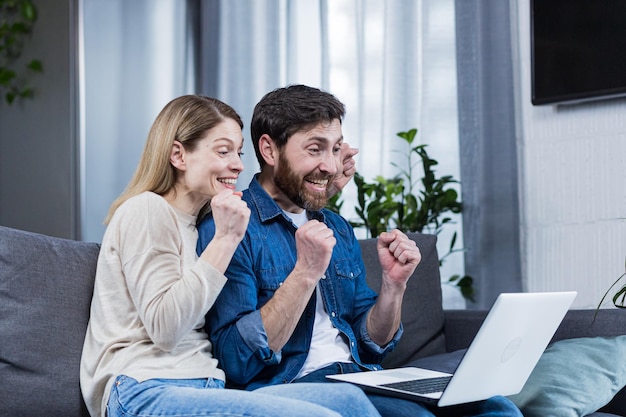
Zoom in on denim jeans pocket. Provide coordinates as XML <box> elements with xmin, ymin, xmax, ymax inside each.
<box><xmin>107</xmin><ymin>375</ymin><xmax>224</xmax><ymax>417</ymax></box>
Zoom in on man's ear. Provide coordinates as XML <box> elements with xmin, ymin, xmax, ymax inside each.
<box><xmin>170</xmin><ymin>140</ymin><xmax>186</xmax><ymax>170</ymax></box>
<box><xmin>258</xmin><ymin>134</ymin><xmax>278</xmax><ymax>167</ymax></box>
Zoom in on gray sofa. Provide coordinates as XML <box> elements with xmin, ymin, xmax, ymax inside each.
<box><xmin>1</xmin><ymin>225</ymin><xmax>625</xmax><ymax>417</ymax></box>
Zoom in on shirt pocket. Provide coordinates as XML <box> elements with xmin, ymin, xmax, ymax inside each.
<box><xmin>332</xmin><ymin>259</ymin><xmax>362</xmax><ymax>313</ymax></box>
<box><xmin>334</xmin><ymin>259</ymin><xmax>361</xmax><ymax>280</ymax></box>
<box><xmin>257</xmin><ymin>265</ymin><xmax>292</xmax><ymax>306</ymax></box>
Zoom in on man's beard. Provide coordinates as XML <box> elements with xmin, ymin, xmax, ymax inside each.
<box><xmin>274</xmin><ymin>152</ymin><xmax>332</xmax><ymax>211</ymax></box>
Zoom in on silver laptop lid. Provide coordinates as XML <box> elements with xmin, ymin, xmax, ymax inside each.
<box><xmin>438</xmin><ymin>291</ymin><xmax>577</xmax><ymax>406</ymax></box>
<box><xmin>326</xmin><ymin>291</ymin><xmax>577</xmax><ymax>407</ymax></box>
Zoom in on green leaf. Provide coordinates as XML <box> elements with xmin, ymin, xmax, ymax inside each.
<box><xmin>594</xmin><ymin>269</ymin><xmax>626</xmax><ymax>322</ymax></box>
<box><xmin>449</xmin><ymin>231</ymin><xmax>457</xmax><ymax>251</ymax></box>
<box><xmin>0</xmin><ymin>68</ymin><xmax>16</xmax><ymax>85</ymax></box>
<box><xmin>613</xmin><ymin>285</ymin><xmax>626</xmax><ymax>308</ymax></box>
<box><xmin>457</xmin><ymin>276</ymin><xmax>475</xmax><ymax>302</ymax></box>
<box><xmin>10</xmin><ymin>21</ymin><xmax>30</xmax><ymax>34</ymax></box>
<box><xmin>397</xmin><ymin>128</ymin><xmax>417</xmax><ymax>145</ymax></box>
<box><xmin>19</xmin><ymin>86</ymin><xmax>33</xmax><ymax>98</ymax></box>
<box><xmin>27</xmin><ymin>58</ymin><xmax>42</xmax><ymax>71</ymax></box>
<box><xmin>21</xmin><ymin>0</ymin><xmax>37</xmax><ymax>21</ymax></box>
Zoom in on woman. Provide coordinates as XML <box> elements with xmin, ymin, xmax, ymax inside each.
<box><xmin>80</xmin><ymin>95</ymin><xmax>380</xmax><ymax>417</ymax></box>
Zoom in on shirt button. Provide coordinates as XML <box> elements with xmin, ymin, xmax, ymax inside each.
<box><xmin>331</xmin><ymin>312</ymin><xmax>336</xmax><ymax>317</ymax></box>
<box><xmin>321</xmin><ymin>274</ymin><xmax>326</xmax><ymax>279</ymax></box>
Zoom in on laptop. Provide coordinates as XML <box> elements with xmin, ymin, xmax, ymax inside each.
<box><xmin>326</xmin><ymin>291</ymin><xmax>577</xmax><ymax>407</ymax></box>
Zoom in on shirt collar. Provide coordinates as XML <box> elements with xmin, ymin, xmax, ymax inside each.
<box><xmin>248</xmin><ymin>173</ymin><xmax>326</xmax><ymax>224</ymax></box>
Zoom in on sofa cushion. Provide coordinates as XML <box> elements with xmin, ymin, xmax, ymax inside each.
<box><xmin>359</xmin><ymin>232</ymin><xmax>446</xmax><ymax>368</ymax></box>
<box><xmin>0</xmin><ymin>226</ymin><xmax>99</xmax><ymax>417</ymax></box>
<box><xmin>508</xmin><ymin>336</ymin><xmax>626</xmax><ymax>417</ymax></box>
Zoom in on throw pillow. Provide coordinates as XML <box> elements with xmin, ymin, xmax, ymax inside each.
<box><xmin>508</xmin><ymin>336</ymin><xmax>626</xmax><ymax>417</ymax></box>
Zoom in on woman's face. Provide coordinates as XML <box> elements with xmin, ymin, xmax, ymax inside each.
<box><xmin>181</xmin><ymin>118</ymin><xmax>244</xmax><ymax>201</ymax></box>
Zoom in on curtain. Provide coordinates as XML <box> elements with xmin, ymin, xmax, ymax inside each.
<box><xmin>455</xmin><ymin>0</ymin><xmax>522</xmax><ymax>308</ymax></box>
<box><xmin>80</xmin><ymin>0</ymin><xmax>192</xmax><ymax>242</ymax></box>
<box><xmin>195</xmin><ymin>0</ymin><xmax>465</xmax><ymax>285</ymax></box>
<box><xmin>79</xmin><ymin>0</ymin><xmax>487</xmax><ymax>304</ymax></box>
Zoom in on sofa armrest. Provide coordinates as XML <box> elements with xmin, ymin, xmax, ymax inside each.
<box><xmin>0</xmin><ymin>226</ymin><xmax>98</xmax><ymax>416</ymax></box>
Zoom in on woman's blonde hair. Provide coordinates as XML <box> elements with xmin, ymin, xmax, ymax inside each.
<box><xmin>104</xmin><ymin>95</ymin><xmax>243</xmax><ymax>224</ymax></box>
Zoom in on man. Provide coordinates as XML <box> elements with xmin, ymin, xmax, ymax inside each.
<box><xmin>197</xmin><ymin>84</ymin><xmax>521</xmax><ymax>417</ymax></box>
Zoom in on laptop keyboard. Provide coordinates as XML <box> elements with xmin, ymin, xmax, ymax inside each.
<box><xmin>380</xmin><ymin>376</ymin><xmax>452</xmax><ymax>394</ymax></box>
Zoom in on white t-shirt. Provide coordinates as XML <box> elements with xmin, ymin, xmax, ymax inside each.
<box><xmin>283</xmin><ymin>210</ymin><xmax>352</xmax><ymax>379</ymax></box>
<box><xmin>80</xmin><ymin>192</ymin><xmax>226</xmax><ymax>417</ymax></box>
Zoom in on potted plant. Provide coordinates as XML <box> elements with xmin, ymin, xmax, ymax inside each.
<box><xmin>327</xmin><ymin>128</ymin><xmax>475</xmax><ymax>302</ymax></box>
<box><xmin>0</xmin><ymin>0</ymin><xmax>43</xmax><ymax>105</ymax></box>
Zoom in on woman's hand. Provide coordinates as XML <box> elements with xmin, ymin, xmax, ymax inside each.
<box><xmin>210</xmin><ymin>189</ymin><xmax>250</xmax><ymax>243</ymax></box>
<box><xmin>200</xmin><ymin>190</ymin><xmax>250</xmax><ymax>273</ymax></box>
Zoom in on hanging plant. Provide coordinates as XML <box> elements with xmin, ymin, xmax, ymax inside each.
<box><xmin>0</xmin><ymin>0</ymin><xmax>43</xmax><ymax>105</ymax></box>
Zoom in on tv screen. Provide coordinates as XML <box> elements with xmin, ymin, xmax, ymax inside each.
<box><xmin>531</xmin><ymin>0</ymin><xmax>626</xmax><ymax>105</ymax></box>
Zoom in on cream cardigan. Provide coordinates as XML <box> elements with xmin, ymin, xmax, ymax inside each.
<box><xmin>80</xmin><ymin>192</ymin><xmax>226</xmax><ymax>417</ymax></box>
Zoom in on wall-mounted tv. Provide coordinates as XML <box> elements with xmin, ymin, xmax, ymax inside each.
<box><xmin>531</xmin><ymin>0</ymin><xmax>626</xmax><ymax>105</ymax></box>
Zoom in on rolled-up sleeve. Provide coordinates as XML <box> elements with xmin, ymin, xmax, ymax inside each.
<box><xmin>235</xmin><ymin>309</ymin><xmax>282</xmax><ymax>364</ymax></box>
<box><xmin>358</xmin><ymin>316</ymin><xmax>403</xmax><ymax>356</ymax></box>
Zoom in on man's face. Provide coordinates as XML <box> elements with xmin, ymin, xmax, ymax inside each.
<box><xmin>273</xmin><ymin>120</ymin><xmax>343</xmax><ymax>211</ymax></box>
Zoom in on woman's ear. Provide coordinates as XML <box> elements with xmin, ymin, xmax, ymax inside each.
<box><xmin>258</xmin><ymin>134</ymin><xmax>277</xmax><ymax>167</ymax></box>
<box><xmin>170</xmin><ymin>140</ymin><xmax>186</xmax><ymax>170</ymax></box>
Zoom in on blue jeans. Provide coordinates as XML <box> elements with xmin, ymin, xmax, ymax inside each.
<box><xmin>294</xmin><ymin>362</ymin><xmax>523</xmax><ymax>417</ymax></box>
<box><xmin>106</xmin><ymin>375</ymin><xmax>381</xmax><ymax>417</ymax></box>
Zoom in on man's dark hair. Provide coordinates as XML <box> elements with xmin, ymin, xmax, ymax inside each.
<box><xmin>251</xmin><ymin>84</ymin><xmax>346</xmax><ymax>168</ymax></box>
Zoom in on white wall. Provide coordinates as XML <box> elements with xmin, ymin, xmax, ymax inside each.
<box><xmin>515</xmin><ymin>0</ymin><xmax>626</xmax><ymax>308</ymax></box>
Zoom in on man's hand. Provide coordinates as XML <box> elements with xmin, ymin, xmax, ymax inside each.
<box><xmin>377</xmin><ymin>229</ymin><xmax>421</xmax><ymax>287</ymax></box>
<box><xmin>366</xmin><ymin>229</ymin><xmax>421</xmax><ymax>346</ymax></box>
<box><xmin>328</xmin><ymin>143</ymin><xmax>359</xmax><ymax>198</ymax></box>
<box><xmin>293</xmin><ymin>219</ymin><xmax>336</xmax><ymax>283</ymax></box>
<box><xmin>261</xmin><ymin>219</ymin><xmax>336</xmax><ymax>352</ymax></box>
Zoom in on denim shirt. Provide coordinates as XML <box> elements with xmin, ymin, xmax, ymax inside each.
<box><xmin>197</xmin><ymin>175</ymin><xmax>402</xmax><ymax>390</ymax></box>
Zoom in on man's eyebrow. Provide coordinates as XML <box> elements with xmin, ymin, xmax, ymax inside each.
<box><xmin>305</xmin><ymin>135</ymin><xmax>344</xmax><ymax>145</ymax></box>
